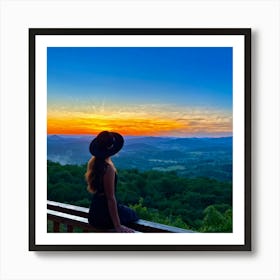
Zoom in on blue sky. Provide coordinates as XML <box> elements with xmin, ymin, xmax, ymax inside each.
<box><xmin>48</xmin><ymin>47</ymin><xmax>232</xmax><ymax>108</ymax></box>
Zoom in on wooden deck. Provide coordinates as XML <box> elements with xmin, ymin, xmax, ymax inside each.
<box><xmin>47</xmin><ymin>200</ymin><xmax>194</xmax><ymax>233</ymax></box>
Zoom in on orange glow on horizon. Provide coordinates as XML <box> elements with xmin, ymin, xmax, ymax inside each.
<box><xmin>47</xmin><ymin>116</ymin><xmax>185</xmax><ymax>136</ymax></box>
<box><xmin>47</xmin><ymin>109</ymin><xmax>232</xmax><ymax>137</ymax></box>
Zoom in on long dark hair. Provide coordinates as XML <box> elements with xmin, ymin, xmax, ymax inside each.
<box><xmin>85</xmin><ymin>156</ymin><xmax>108</xmax><ymax>193</ymax></box>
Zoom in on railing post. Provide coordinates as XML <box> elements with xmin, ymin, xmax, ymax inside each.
<box><xmin>67</xmin><ymin>224</ymin><xmax>74</xmax><ymax>232</ymax></box>
<box><xmin>53</xmin><ymin>221</ymin><xmax>60</xmax><ymax>232</ymax></box>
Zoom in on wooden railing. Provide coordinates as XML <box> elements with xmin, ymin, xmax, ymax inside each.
<box><xmin>47</xmin><ymin>200</ymin><xmax>194</xmax><ymax>233</ymax></box>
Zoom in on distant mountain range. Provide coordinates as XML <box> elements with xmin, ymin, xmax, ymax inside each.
<box><xmin>47</xmin><ymin>135</ymin><xmax>232</xmax><ymax>181</ymax></box>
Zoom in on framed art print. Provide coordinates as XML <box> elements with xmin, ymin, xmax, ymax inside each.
<box><xmin>29</xmin><ymin>28</ymin><xmax>251</xmax><ymax>251</ymax></box>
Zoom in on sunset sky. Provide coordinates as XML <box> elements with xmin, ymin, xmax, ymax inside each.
<box><xmin>47</xmin><ymin>47</ymin><xmax>232</xmax><ymax>137</ymax></box>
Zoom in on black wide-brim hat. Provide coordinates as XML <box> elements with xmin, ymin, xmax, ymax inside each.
<box><xmin>89</xmin><ymin>131</ymin><xmax>124</xmax><ymax>158</ymax></box>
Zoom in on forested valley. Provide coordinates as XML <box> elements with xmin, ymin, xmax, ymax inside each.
<box><xmin>47</xmin><ymin>160</ymin><xmax>232</xmax><ymax>232</ymax></box>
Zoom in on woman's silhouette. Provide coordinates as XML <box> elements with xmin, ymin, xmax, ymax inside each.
<box><xmin>85</xmin><ymin>131</ymin><xmax>139</xmax><ymax>232</ymax></box>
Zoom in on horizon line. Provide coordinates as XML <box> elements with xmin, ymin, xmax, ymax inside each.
<box><xmin>47</xmin><ymin>133</ymin><xmax>233</xmax><ymax>139</ymax></box>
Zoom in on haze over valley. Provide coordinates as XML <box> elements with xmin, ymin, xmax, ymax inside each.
<box><xmin>47</xmin><ymin>135</ymin><xmax>232</xmax><ymax>182</ymax></box>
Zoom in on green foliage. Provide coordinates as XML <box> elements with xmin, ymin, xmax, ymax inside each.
<box><xmin>200</xmin><ymin>205</ymin><xmax>232</xmax><ymax>232</ymax></box>
<box><xmin>129</xmin><ymin>198</ymin><xmax>190</xmax><ymax>230</ymax></box>
<box><xmin>47</xmin><ymin>160</ymin><xmax>232</xmax><ymax>232</ymax></box>
<box><xmin>47</xmin><ymin>160</ymin><xmax>91</xmax><ymax>206</ymax></box>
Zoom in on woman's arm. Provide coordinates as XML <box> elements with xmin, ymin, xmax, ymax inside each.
<box><xmin>103</xmin><ymin>164</ymin><xmax>134</xmax><ymax>233</ymax></box>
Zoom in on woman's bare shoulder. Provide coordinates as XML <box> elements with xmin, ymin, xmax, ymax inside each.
<box><xmin>104</xmin><ymin>163</ymin><xmax>115</xmax><ymax>176</ymax></box>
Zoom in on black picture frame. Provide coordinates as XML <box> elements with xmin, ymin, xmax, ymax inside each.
<box><xmin>29</xmin><ymin>28</ymin><xmax>251</xmax><ymax>251</ymax></box>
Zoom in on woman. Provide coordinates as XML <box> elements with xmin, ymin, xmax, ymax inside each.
<box><xmin>85</xmin><ymin>131</ymin><xmax>139</xmax><ymax>233</ymax></box>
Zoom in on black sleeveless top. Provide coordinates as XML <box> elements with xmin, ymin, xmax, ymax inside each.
<box><xmin>94</xmin><ymin>169</ymin><xmax>118</xmax><ymax>196</ymax></box>
<box><xmin>88</xmin><ymin>168</ymin><xmax>138</xmax><ymax>229</ymax></box>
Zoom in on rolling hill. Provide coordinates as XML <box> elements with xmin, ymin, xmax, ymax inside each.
<box><xmin>47</xmin><ymin>135</ymin><xmax>232</xmax><ymax>181</ymax></box>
